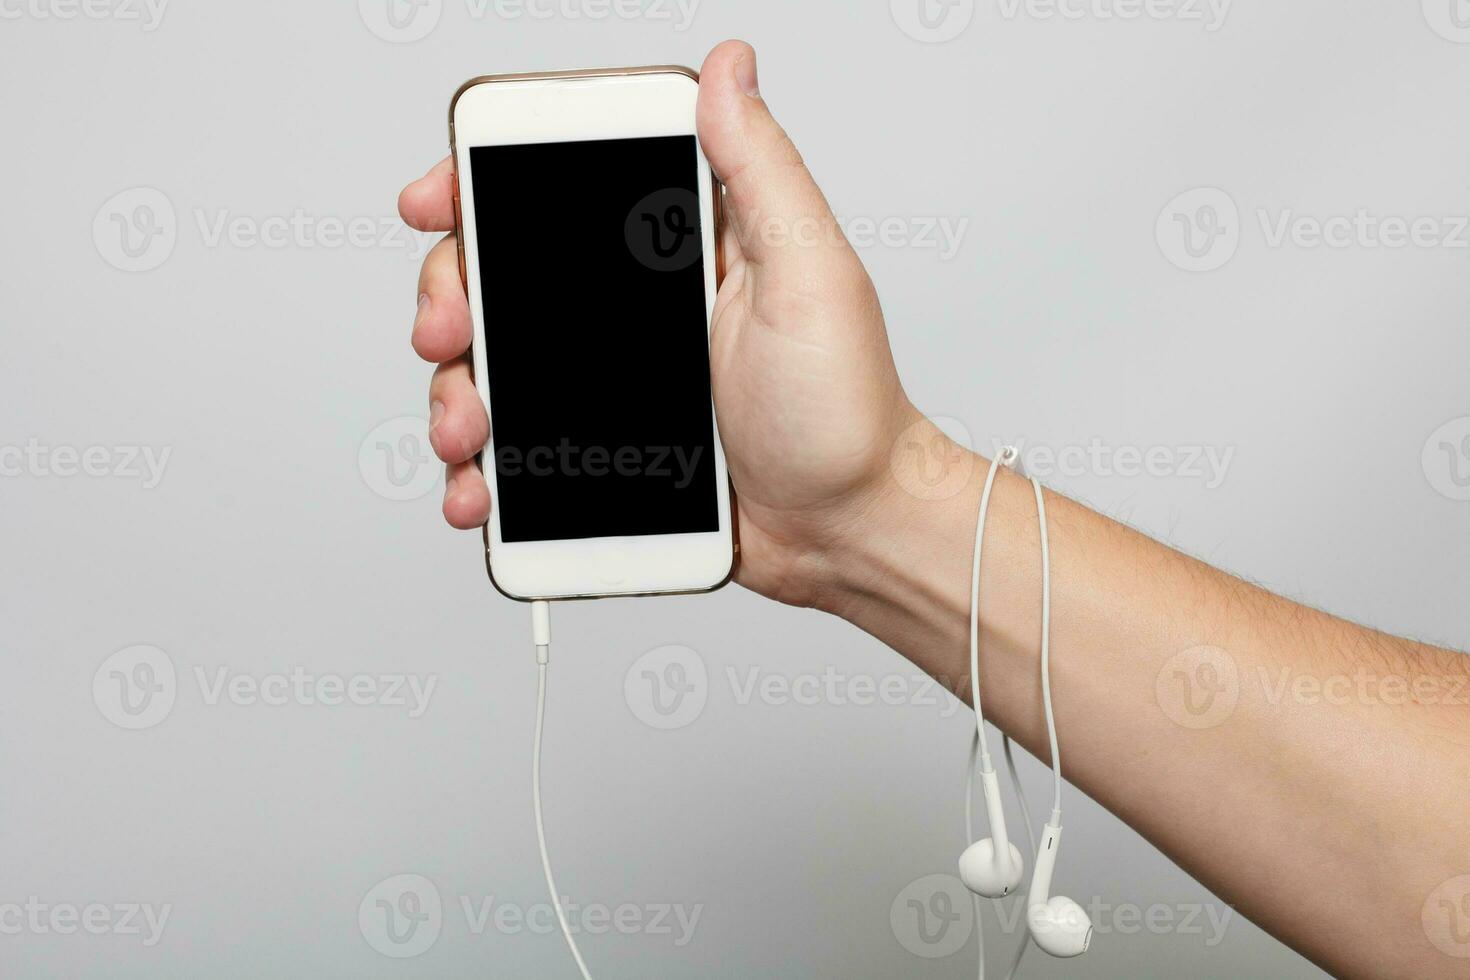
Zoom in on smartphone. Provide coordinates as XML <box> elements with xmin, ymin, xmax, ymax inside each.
<box><xmin>448</xmin><ymin>66</ymin><xmax>736</xmax><ymax>601</ymax></box>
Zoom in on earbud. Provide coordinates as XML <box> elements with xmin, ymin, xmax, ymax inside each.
<box><xmin>1025</xmin><ymin>819</ymin><xmax>1093</xmax><ymax>958</ymax></box>
<box><xmin>959</xmin><ymin>838</ymin><xmax>1025</xmax><ymax>898</ymax></box>
<box><xmin>959</xmin><ymin>768</ymin><xmax>1024</xmax><ymax>897</ymax></box>
<box><xmin>958</xmin><ymin>451</ymin><xmax>1025</xmax><ymax>900</ymax></box>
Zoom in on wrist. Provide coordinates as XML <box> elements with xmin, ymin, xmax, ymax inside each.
<box><xmin>811</xmin><ymin>417</ymin><xmax>977</xmax><ymax>623</ymax></box>
<box><xmin>808</xmin><ymin>419</ymin><xmax>1043</xmax><ymax>706</ymax></box>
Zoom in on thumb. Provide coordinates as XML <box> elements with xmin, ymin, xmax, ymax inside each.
<box><xmin>696</xmin><ymin>41</ymin><xmax>849</xmax><ymax>269</ymax></box>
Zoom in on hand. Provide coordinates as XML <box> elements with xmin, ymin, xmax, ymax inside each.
<box><xmin>397</xmin><ymin>40</ymin><xmax>916</xmax><ymax>608</ymax></box>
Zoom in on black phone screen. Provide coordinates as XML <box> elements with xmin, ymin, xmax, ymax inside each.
<box><xmin>468</xmin><ymin>135</ymin><xmax>720</xmax><ymax>544</ymax></box>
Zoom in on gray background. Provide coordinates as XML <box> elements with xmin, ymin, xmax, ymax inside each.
<box><xmin>3</xmin><ymin>0</ymin><xmax>1468</xmax><ymax>977</ymax></box>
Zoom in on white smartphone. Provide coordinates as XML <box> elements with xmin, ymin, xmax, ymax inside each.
<box><xmin>449</xmin><ymin>66</ymin><xmax>736</xmax><ymax>602</ymax></box>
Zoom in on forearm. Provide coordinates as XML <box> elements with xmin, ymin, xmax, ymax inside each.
<box><xmin>812</xmin><ymin>423</ymin><xmax>1470</xmax><ymax>979</ymax></box>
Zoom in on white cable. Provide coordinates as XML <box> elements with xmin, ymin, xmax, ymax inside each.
<box><xmin>521</xmin><ymin>471</ymin><xmax>1057</xmax><ymax>980</ymax></box>
<box><xmin>1000</xmin><ymin>734</ymin><xmax>1036</xmax><ymax>980</ymax></box>
<box><xmin>1002</xmin><ymin>452</ymin><xmax>1048</xmax><ymax>848</ymax></box>
<box><xmin>530</xmin><ymin>600</ymin><xmax>594</xmax><ymax>980</ymax></box>
<box><xmin>968</xmin><ymin>730</ymin><xmax>1040</xmax><ymax>980</ymax></box>
<box><xmin>965</xmin><ymin>731</ymin><xmax>986</xmax><ymax>980</ymax></box>
<box><xmin>969</xmin><ymin>447</ymin><xmax>1017</xmax><ymax>774</ymax></box>
<box><xmin>967</xmin><ymin>447</ymin><xmax>1021</xmax><ymax>980</ymax></box>
<box><xmin>1030</xmin><ymin>478</ymin><xmax>1064</xmax><ymax>817</ymax></box>
<box><xmin>989</xmin><ymin>464</ymin><xmax>1059</xmax><ymax>979</ymax></box>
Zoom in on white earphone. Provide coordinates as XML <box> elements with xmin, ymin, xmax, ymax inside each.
<box><xmin>1025</xmin><ymin>820</ymin><xmax>1092</xmax><ymax>957</ymax></box>
<box><xmin>958</xmin><ymin>448</ymin><xmax>1024</xmax><ymax>900</ymax></box>
<box><xmin>1021</xmin><ymin>474</ymin><xmax>1093</xmax><ymax>958</ymax></box>
<box><xmin>526</xmin><ymin>445</ymin><xmax>1093</xmax><ymax>980</ymax></box>
<box><xmin>960</xmin><ymin>449</ymin><xmax>1095</xmax><ymax>975</ymax></box>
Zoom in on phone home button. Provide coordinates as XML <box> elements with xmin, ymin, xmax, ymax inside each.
<box><xmin>592</xmin><ymin>541</ymin><xmax>629</xmax><ymax>590</ymax></box>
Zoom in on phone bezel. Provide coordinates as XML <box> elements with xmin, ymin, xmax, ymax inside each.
<box><xmin>449</xmin><ymin>66</ymin><xmax>736</xmax><ymax>602</ymax></box>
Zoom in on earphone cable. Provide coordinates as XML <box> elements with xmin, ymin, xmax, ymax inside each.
<box><xmin>965</xmin><ymin>731</ymin><xmax>987</xmax><ymax>980</ymax></box>
<box><xmin>1000</xmin><ymin>733</ymin><xmax>1035</xmax><ymax>980</ymax></box>
<box><xmin>969</xmin><ymin>448</ymin><xmax>1017</xmax><ymax>773</ymax></box>
<box><xmin>1030</xmin><ymin>478</ymin><xmax>1064</xmax><ymax>817</ymax></box>
<box><xmin>530</xmin><ymin>600</ymin><xmax>595</xmax><ymax>980</ymax></box>
<box><xmin>969</xmin><ymin>729</ymin><xmax>1041</xmax><ymax>980</ymax></box>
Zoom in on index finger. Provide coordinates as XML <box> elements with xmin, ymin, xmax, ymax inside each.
<box><xmin>398</xmin><ymin>156</ymin><xmax>456</xmax><ymax>232</ymax></box>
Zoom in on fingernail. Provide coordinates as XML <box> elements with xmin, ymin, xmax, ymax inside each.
<box><xmin>415</xmin><ymin>293</ymin><xmax>430</xmax><ymax>324</ymax></box>
<box><xmin>445</xmin><ymin>477</ymin><xmax>459</xmax><ymax>501</ymax></box>
<box><xmin>430</xmin><ymin>400</ymin><xmax>445</xmax><ymax>432</ymax></box>
<box><xmin>735</xmin><ymin>50</ymin><xmax>760</xmax><ymax>99</ymax></box>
